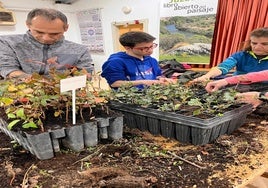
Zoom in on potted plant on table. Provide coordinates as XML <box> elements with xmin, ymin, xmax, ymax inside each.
<box><xmin>0</xmin><ymin>68</ymin><xmax>123</xmax><ymax>160</ymax></box>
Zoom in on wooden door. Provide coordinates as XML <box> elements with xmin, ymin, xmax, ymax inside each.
<box><xmin>117</xmin><ymin>23</ymin><xmax>143</xmax><ymax>51</ymax></box>
<box><xmin>112</xmin><ymin>20</ymin><xmax>148</xmax><ymax>52</ymax></box>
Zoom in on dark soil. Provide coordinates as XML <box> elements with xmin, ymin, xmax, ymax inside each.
<box><xmin>0</xmin><ymin>106</ymin><xmax>268</xmax><ymax>188</ymax></box>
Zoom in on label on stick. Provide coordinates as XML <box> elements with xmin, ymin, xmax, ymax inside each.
<box><xmin>60</xmin><ymin>75</ymin><xmax>87</xmax><ymax>92</ymax></box>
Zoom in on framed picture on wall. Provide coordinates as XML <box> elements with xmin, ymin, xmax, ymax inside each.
<box><xmin>0</xmin><ymin>11</ymin><xmax>16</xmax><ymax>25</ymax></box>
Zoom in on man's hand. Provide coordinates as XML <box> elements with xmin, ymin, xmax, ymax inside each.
<box><xmin>8</xmin><ymin>71</ymin><xmax>31</xmax><ymax>80</ymax></box>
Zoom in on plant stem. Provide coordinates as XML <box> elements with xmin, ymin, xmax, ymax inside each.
<box><xmin>167</xmin><ymin>151</ymin><xmax>206</xmax><ymax>169</ymax></box>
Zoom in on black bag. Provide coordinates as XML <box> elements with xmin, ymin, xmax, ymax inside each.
<box><xmin>178</xmin><ymin>70</ymin><xmax>206</xmax><ymax>84</ymax></box>
<box><xmin>159</xmin><ymin>59</ymin><xmax>186</xmax><ymax>78</ymax></box>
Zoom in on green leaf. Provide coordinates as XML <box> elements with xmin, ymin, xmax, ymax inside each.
<box><xmin>7</xmin><ymin>119</ymin><xmax>21</xmax><ymax>130</ymax></box>
<box><xmin>7</xmin><ymin>113</ymin><xmax>16</xmax><ymax>119</ymax></box>
<box><xmin>41</xmin><ymin>98</ymin><xmax>48</xmax><ymax>106</ymax></box>
<box><xmin>22</xmin><ymin>121</ymin><xmax>38</xmax><ymax>129</ymax></box>
<box><xmin>114</xmin><ymin>93</ymin><xmax>126</xmax><ymax>98</ymax></box>
<box><xmin>173</xmin><ymin>103</ymin><xmax>181</xmax><ymax>111</ymax></box>
<box><xmin>193</xmin><ymin>109</ymin><xmax>201</xmax><ymax>116</ymax></box>
<box><xmin>16</xmin><ymin>108</ymin><xmax>26</xmax><ymax>120</ymax></box>
<box><xmin>188</xmin><ymin>98</ymin><xmax>202</xmax><ymax>107</ymax></box>
<box><xmin>223</xmin><ymin>91</ymin><xmax>235</xmax><ymax>101</ymax></box>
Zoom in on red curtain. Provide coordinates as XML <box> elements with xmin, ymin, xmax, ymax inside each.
<box><xmin>193</xmin><ymin>0</ymin><xmax>268</xmax><ymax>68</ymax></box>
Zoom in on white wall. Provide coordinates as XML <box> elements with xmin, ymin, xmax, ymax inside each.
<box><xmin>0</xmin><ymin>0</ymin><xmax>161</xmax><ymax>72</ymax></box>
<box><xmin>0</xmin><ymin>0</ymin><xmax>83</xmax><ymax>41</ymax></box>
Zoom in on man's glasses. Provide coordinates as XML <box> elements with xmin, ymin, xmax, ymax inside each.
<box><xmin>132</xmin><ymin>43</ymin><xmax>158</xmax><ymax>52</ymax></box>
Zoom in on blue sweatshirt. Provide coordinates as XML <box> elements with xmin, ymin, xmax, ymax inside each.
<box><xmin>217</xmin><ymin>51</ymin><xmax>268</xmax><ymax>75</ymax></box>
<box><xmin>101</xmin><ymin>52</ymin><xmax>162</xmax><ymax>89</ymax></box>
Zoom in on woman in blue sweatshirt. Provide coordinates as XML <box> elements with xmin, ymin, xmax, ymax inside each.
<box><xmin>192</xmin><ymin>27</ymin><xmax>268</xmax><ymax>83</ymax></box>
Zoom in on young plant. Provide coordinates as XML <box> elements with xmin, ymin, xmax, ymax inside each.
<box><xmin>111</xmin><ymin>82</ymin><xmax>241</xmax><ymax>118</ymax></box>
<box><xmin>0</xmin><ymin>68</ymin><xmax>111</xmax><ymax>132</ymax></box>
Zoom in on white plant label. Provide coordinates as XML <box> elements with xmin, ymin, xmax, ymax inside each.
<box><xmin>60</xmin><ymin>75</ymin><xmax>87</xmax><ymax>92</ymax></box>
<box><xmin>60</xmin><ymin>75</ymin><xmax>87</xmax><ymax>125</ymax></box>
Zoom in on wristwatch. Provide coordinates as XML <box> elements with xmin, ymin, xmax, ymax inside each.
<box><xmin>258</xmin><ymin>91</ymin><xmax>268</xmax><ymax>101</ymax></box>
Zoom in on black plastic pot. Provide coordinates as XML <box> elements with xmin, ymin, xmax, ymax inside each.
<box><xmin>0</xmin><ymin>114</ymin><xmax>124</xmax><ymax>160</ymax></box>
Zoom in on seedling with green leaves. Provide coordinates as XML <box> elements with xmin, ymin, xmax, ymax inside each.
<box><xmin>0</xmin><ymin>68</ymin><xmax>110</xmax><ymax>132</ymax></box>
<box><xmin>111</xmin><ymin>82</ymin><xmax>240</xmax><ymax>118</ymax></box>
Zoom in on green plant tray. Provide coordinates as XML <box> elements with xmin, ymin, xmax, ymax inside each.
<box><xmin>109</xmin><ymin>102</ymin><xmax>253</xmax><ymax>145</ymax></box>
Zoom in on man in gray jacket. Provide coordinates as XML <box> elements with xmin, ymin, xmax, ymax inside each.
<box><xmin>0</xmin><ymin>8</ymin><xmax>93</xmax><ymax>79</ymax></box>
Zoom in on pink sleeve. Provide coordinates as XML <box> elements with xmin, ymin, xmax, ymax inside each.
<box><xmin>225</xmin><ymin>70</ymin><xmax>268</xmax><ymax>85</ymax></box>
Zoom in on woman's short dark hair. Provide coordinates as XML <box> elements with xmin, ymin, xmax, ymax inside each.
<box><xmin>250</xmin><ymin>27</ymin><xmax>268</xmax><ymax>38</ymax></box>
<box><xmin>119</xmin><ymin>31</ymin><xmax>156</xmax><ymax>47</ymax></box>
<box><xmin>26</xmin><ymin>8</ymin><xmax>68</xmax><ymax>26</ymax></box>
<box><xmin>242</xmin><ymin>27</ymin><xmax>268</xmax><ymax>51</ymax></box>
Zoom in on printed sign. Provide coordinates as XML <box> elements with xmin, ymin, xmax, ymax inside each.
<box><xmin>160</xmin><ymin>0</ymin><xmax>218</xmax><ymax>17</ymax></box>
<box><xmin>159</xmin><ymin>0</ymin><xmax>218</xmax><ymax>65</ymax></box>
<box><xmin>76</xmin><ymin>9</ymin><xmax>105</xmax><ymax>54</ymax></box>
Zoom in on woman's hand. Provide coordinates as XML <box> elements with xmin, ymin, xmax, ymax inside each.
<box><xmin>205</xmin><ymin>79</ymin><xmax>229</xmax><ymax>93</ymax></box>
<box><xmin>191</xmin><ymin>75</ymin><xmax>210</xmax><ymax>83</ymax></box>
<box><xmin>235</xmin><ymin>92</ymin><xmax>263</xmax><ymax>109</ymax></box>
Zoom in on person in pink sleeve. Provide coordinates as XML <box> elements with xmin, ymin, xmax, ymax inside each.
<box><xmin>205</xmin><ymin>70</ymin><xmax>268</xmax><ymax>92</ymax></box>
<box><xmin>205</xmin><ymin>70</ymin><xmax>268</xmax><ymax>108</ymax></box>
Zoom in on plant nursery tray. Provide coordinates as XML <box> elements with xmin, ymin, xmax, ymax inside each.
<box><xmin>109</xmin><ymin>102</ymin><xmax>253</xmax><ymax>145</ymax></box>
<box><xmin>0</xmin><ymin>115</ymin><xmax>123</xmax><ymax>160</ymax></box>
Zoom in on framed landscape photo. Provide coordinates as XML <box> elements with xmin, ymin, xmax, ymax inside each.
<box><xmin>0</xmin><ymin>10</ymin><xmax>16</xmax><ymax>25</ymax></box>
